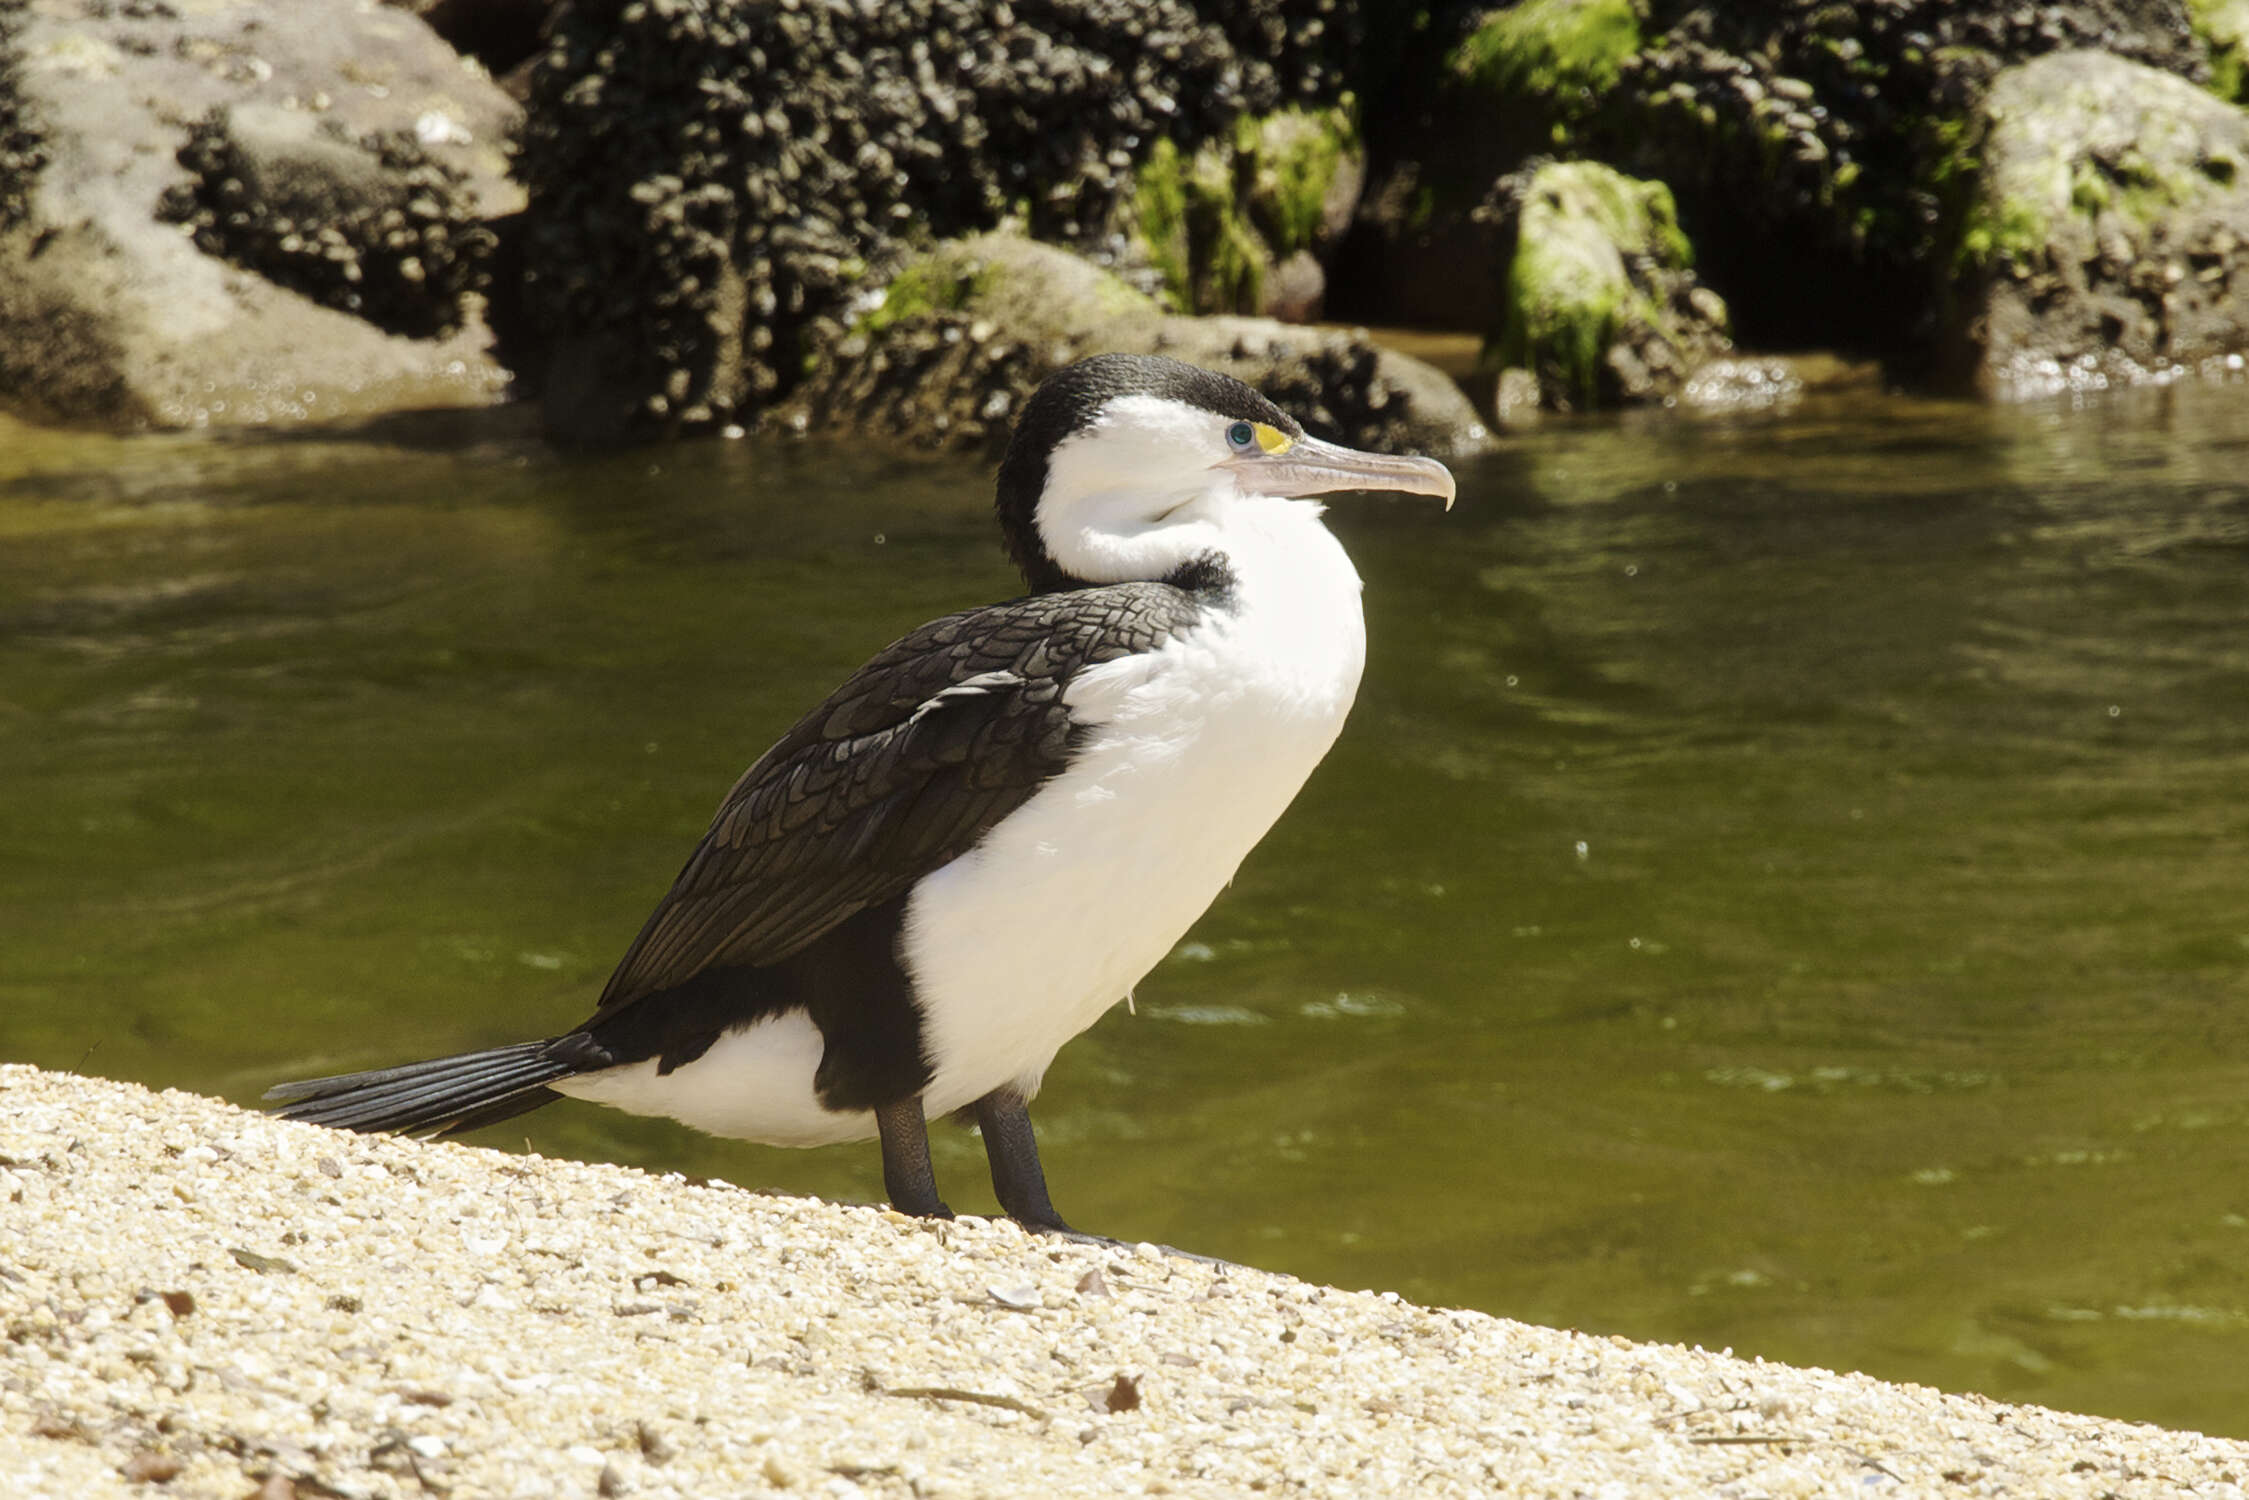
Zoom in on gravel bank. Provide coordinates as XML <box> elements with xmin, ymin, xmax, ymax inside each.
<box><xmin>4</xmin><ymin>1065</ymin><xmax>2244</xmax><ymax>1499</ymax></box>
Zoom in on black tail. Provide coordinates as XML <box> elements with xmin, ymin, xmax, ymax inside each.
<box><xmin>264</xmin><ymin>1041</ymin><xmax>577</xmax><ymax>1138</ymax></box>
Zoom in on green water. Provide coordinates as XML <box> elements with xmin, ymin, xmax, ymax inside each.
<box><xmin>4</xmin><ymin>387</ymin><xmax>2247</xmax><ymax>1436</ymax></box>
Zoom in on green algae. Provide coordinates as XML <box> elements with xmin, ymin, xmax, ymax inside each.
<box><xmin>1246</xmin><ymin>105</ymin><xmax>1358</xmax><ymax>258</ymax></box>
<box><xmin>1450</xmin><ymin>0</ymin><xmax>1640</xmax><ymax>112</ymax></box>
<box><xmin>2187</xmin><ymin>0</ymin><xmax>2249</xmax><ymax>102</ymax></box>
<box><xmin>1132</xmin><ymin>105</ymin><xmax>1358</xmax><ymax>315</ymax></box>
<box><xmin>1134</xmin><ymin>138</ymin><xmax>1197</xmax><ymax>310</ymax></box>
<box><xmin>856</xmin><ymin>258</ymin><xmax>992</xmax><ymax>336</ymax></box>
<box><xmin>1949</xmin><ymin>60</ymin><xmax>2243</xmax><ymax>276</ymax></box>
<box><xmin>1493</xmin><ymin>161</ymin><xmax>1702</xmax><ymax>407</ymax></box>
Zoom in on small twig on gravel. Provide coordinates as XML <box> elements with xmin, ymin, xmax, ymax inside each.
<box><xmin>883</xmin><ymin>1385</ymin><xmax>1049</xmax><ymax>1421</ymax></box>
<box><xmin>1687</xmin><ymin>1434</ymin><xmax>1812</xmax><ymax>1446</ymax></box>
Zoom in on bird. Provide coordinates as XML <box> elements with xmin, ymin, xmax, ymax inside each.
<box><xmin>267</xmin><ymin>352</ymin><xmax>1456</xmax><ymax>1235</ymax></box>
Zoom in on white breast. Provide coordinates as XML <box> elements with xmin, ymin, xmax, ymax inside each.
<box><xmin>902</xmin><ymin>496</ymin><xmax>1366</xmax><ymax>1116</ymax></box>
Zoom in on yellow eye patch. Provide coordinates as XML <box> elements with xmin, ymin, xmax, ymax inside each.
<box><xmin>1227</xmin><ymin>419</ymin><xmax>1293</xmax><ymax>455</ymax></box>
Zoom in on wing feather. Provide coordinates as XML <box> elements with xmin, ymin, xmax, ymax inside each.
<box><xmin>583</xmin><ymin>583</ymin><xmax>1204</xmax><ymax>1022</ymax></box>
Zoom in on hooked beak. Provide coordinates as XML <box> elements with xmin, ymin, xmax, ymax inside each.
<box><xmin>1222</xmin><ymin>434</ymin><xmax>1456</xmax><ymax>510</ymax></box>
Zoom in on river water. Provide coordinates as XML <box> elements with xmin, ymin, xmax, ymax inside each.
<box><xmin>3</xmin><ymin>380</ymin><xmax>2246</xmax><ymax>1436</ymax></box>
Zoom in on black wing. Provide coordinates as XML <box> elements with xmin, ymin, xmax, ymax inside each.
<box><xmin>582</xmin><ymin>581</ymin><xmax>1206</xmax><ymax>1024</ymax></box>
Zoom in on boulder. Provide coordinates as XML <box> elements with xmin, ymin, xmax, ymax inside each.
<box><xmin>1944</xmin><ymin>50</ymin><xmax>2249</xmax><ymax>396</ymax></box>
<box><xmin>517</xmin><ymin>0</ymin><xmax>1367</xmax><ymax>446</ymax></box>
<box><xmin>1488</xmin><ymin>161</ymin><xmax>1730</xmax><ymax>410</ymax></box>
<box><xmin>1610</xmin><ymin>0</ymin><xmax>2212</xmax><ymax>353</ymax></box>
<box><xmin>777</xmin><ymin>234</ymin><xmax>1490</xmax><ymax>459</ymax></box>
<box><xmin>0</xmin><ymin>0</ymin><xmax>520</xmax><ymax>430</ymax></box>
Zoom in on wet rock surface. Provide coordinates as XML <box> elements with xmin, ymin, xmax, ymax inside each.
<box><xmin>1945</xmin><ymin>49</ymin><xmax>2249</xmax><ymax>396</ymax></box>
<box><xmin>0</xmin><ymin>0</ymin><xmax>519</xmax><ymax>429</ymax></box>
<box><xmin>515</xmin><ymin>0</ymin><xmax>1365</xmax><ymax>445</ymax></box>
<box><xmin>8</xmin><ymin>1065</ymin><xmax>2249</xmax><ymax>1499</ymax></box>
<box><xmin>779</xmin><ymin>234</ymin><xmax>1488</xmax><ymax>459</ymax></box>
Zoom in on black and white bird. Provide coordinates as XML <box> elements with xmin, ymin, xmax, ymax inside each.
<box><xmin>268</xmin><ymin>353</ymin><xmax>1456</xmax><ymax>1233</ymax></box>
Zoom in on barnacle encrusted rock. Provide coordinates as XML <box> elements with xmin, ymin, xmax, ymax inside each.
<box><xmin>0</xmin><ymin>0</ymin><xmax>519</xmax><ymax>430</ymax></box>
<box><xmin>514</xmin><ymin>0</ymin><xmax>1366</xmax><ymax>446</ymax></box>
<box><xmin>158</xmin><ymin>104</ymin><xmax>494</xmax><ymax>342</ymax></box>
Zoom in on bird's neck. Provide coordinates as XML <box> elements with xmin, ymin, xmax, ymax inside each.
<box><xmin>1040</xmin><ymin>488</ymin><xmax>1351</xmax><ymax>598</ymax></box>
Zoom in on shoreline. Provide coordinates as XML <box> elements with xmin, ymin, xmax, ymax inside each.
<box><xmin>3</xmin><ymin>1064</ymin><xmax>2244</xmax><ymax>1498</ymax></box>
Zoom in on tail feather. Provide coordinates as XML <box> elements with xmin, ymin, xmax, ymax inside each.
<box><xmin>265</xmin><ymin>1040</ymin><xmax>576</xmax><ymax>1137</ymax></box>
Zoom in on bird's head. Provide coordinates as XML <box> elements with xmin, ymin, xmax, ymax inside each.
<box><xmin>995</xmin><ymin>354</ymin><xmax>1456</xmax><ymax>592</ymax></box>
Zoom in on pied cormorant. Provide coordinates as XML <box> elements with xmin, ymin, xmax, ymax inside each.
<box><xmin>268</xmin><ymin>353</ymin><xmax>1457</xmax><ymax>1233</ymax></box>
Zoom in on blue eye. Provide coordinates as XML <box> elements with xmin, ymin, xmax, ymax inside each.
<box><xmin>1227</xmin><ymin>421</ymin><xmax>1256</xmax><ymax>449</ymax></box>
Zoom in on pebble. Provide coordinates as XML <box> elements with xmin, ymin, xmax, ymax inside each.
<box><xmin>3</xmin><ymin>1064</ymin><xmax>2246</xmax><ymax>1499</ymax></box>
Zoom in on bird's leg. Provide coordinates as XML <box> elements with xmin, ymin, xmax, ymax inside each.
<box><xmin>972</xmin><ymin>1086</ymin><xmax>1074</xmax><ymax>1234</ymax></box>
<box><xmin>875</xmin><ymin>1095</ymin><xmax>952</xmax><ymax>1219</ymax></box>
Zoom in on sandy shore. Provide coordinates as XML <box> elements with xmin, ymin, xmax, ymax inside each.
<box><xmin>3</xmin><ymin>1065</ymin><xmax>2244</xmax><ymax>1499</ymax></box>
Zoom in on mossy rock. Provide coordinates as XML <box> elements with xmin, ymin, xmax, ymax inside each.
<box><xmin>1604</xmin><ymin>1</ymin><xmax>2212</xmax><ymax>354</ymax></box>
<box><xmin>786</xmin><ymin>233</ymin><xmax>1489</xmax><ymax>457</ymax></box>
<box><xmin>1490</xmin><ymin>161</ymin><xmax>1729</xmax><ymax>409</ymax></box>
<box><xmin>1450</xmin><ymin>0</ymin><xmax>1640</xmax><ymax>140</ymax></box>
<box><xmin>2190</xmin><ymin>0</ymin><xmax>2249</xmax><ymax>101</ymax></box>
<box><xmin>1130</xmin><ymin>105</ymin><xmax>1362</xmax><ymax>321</ymax></box>
<box><xmin>1942</xmin><ymin>49</ymin><xmax>2249</xmax><ymax>395</ymax></box>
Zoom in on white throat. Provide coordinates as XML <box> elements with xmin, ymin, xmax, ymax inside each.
<box><xmin>1039</xmin><ymin>480</ymin><xmax>1237</xmax><ymax>584</ymax></box>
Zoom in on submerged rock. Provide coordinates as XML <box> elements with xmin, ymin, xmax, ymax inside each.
<box><xmin>1943</xmin><ymin>50</ymin><xmax>2249</xmax><ymax>397</ymax></box>
<box><xmin>1488</xmin><ymin>160</ymin><xmax>1730</xmax><ymax>410</ymax></box>
<box><xmin>0</xmin><ymin>0</ymin><xmax>518</xmax><ymax>430</ymax></box>
<box><xmin>779</xmin><ymin>234</ymin><xmax>1489</xmax><ymax>459</ymax></box>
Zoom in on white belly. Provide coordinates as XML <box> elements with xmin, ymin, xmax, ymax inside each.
<box><xmin>552</xmin><ymin>1010</ymin><xmax>865</xmax><ymax>1146</ymax></box>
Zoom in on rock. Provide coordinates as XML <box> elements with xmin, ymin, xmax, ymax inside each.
<box><xmin>0</xmin><ymin>0</ymin><xmax>520</xmax><ymax>430</ymax></box>
<box><xmin>1331</xmin><ymin>0</ymin><xmax>1637</xmax><ymax>334</ymax></box>
<box><xmin>1451</xmin><ymin>0</ymin><xmax>1642</xmax><ymax>129</ymax></box>
<box><xmin>1127</xmin><ymin>105</ymin><xmax>1364</xmax><ymax>321</ymax></box>
<box><xmin>777</xmin><ymin>233</ymin><xmax>1490</xmax><ymax>459</ymax></box>
<box><xmin>157</xmin><ymin>104</ymin><xmax>495</xmax><ymax>343</ymax></box>
<box><xmin>1610</xmin><ymin>0</ymin><xmax>2212</xmax><ymax>352</ymax></box>
<box><xmin>1488</xmin><ymin>160</ymin><xmax>1730</xmax><ymax>410</ymax></box>
<box><xmin>1944</xmin><ymin>50</ymin><xmax>2249</xmax><ymax>396</ymax></box>
<box><xmin>516</xmin><ymin>0</ymin><xmax>1367</xmax><ymax>446</ymax></box>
